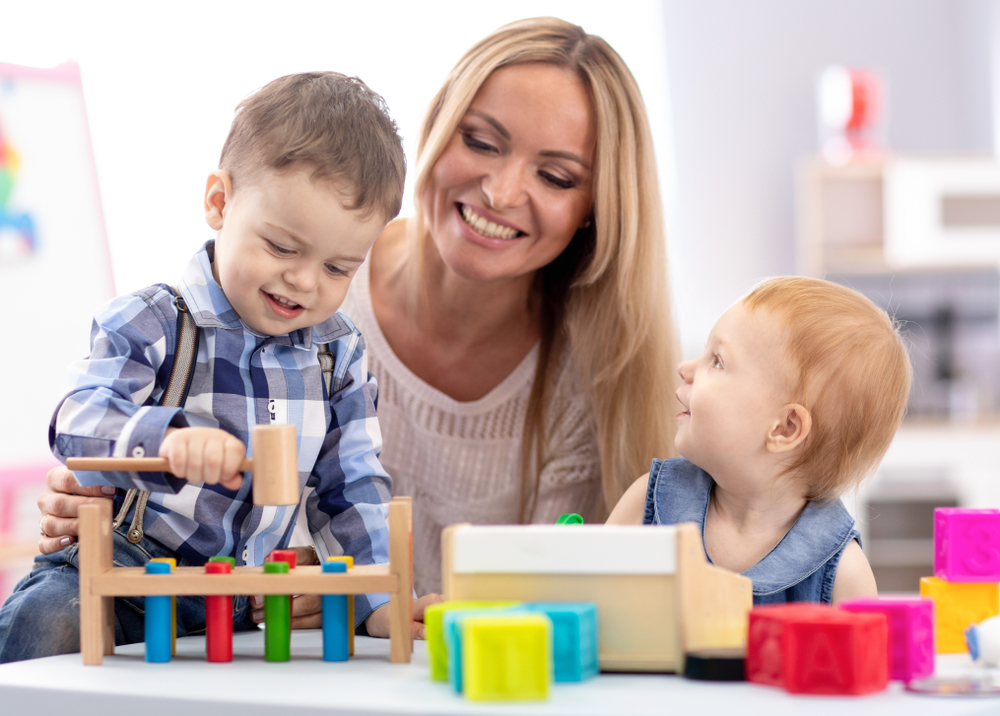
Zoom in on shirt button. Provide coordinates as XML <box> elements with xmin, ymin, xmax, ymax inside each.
<box><xmin>242</xmin><ymin>548</ymin><xmax>249</xmax><ymax>563</ymax></box>
<box><xmin>132</xmin><ymin>446</ymin><xmax>146</xmax><ymax>458</ymax></box>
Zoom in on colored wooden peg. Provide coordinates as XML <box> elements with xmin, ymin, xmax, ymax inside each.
<box><xmin>326</xmin><ymin>556</ymin><xmax>355</xmax><ymax>655</ymax></box>
<box><xmin>322</xmin><ymin>561</ymin><xmax>349</xmax><ymax>661</ymax></box>
<box><xmin>208</xmin><ymin>555</ymin><xmax>236</xmax><ymax>567</ymax></box>
<box><xmin>263</xmin><ymin>561</ymin><xmax>291</xmax><ymax>661</ymax></box>
<box><xmin>149</xmin><ymin>558</ymin><xmax>177</xmax><ymax>656</ymax></box>
<box><xmin>205</xmin><ymin>561</ymin><xmax>233</xmax><ymax>663</ymax></box>
<box><xmin>267</xmin><ymin>549</ymin><xmax>297</xmax><ymax>623</ymax></box>
<box><xmin>144</xmin><ymin>562</ymin><xmax>172</xmax><ymax>663</ymax></box>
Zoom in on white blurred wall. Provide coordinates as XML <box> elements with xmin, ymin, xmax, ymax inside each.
<box><xmin>662</xmin><ymin>0</ymin><xmax>999</xmax><ymax>358</ymax></box>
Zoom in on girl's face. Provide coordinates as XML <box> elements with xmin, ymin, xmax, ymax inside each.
<box><xmin>421</xmin><ymin>62</ymin><xmax>597</xmax><ymax>284</ymax></box>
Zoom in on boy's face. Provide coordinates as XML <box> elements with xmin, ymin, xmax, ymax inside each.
<box><xmin>674</xmin><ymin>303</ymin><xmax>794</xmax><ymax>477</ymax></box>
<box><xmin>205</xmin><ymin>165</ymin><xmax>385</xmax><ymax>337</ymax></box>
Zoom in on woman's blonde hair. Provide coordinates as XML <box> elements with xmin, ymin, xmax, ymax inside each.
<box><xmin>410</xmin><ymin>17</ymin><xmax>678</xmax><ymax>518</ymax></box>
<box><xmin>742</xmin><ymin>277</ymin><xmax>912</xmax><ymax>500</ymax></box>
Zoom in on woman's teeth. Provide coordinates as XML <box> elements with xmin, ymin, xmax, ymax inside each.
<box><xmin>460</xmin><ymin>204</ymin><xmax>520</xmax><ymax>240</ymax></box>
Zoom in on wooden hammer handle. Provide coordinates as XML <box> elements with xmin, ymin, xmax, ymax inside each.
<box><xmin>65</xmin><ymin>457</ymin><xmax>254</xmax><ymax>473</ymax></box>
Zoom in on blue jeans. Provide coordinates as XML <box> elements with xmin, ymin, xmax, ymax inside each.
<box><xmin>0</xmin><ymin>526</ymin><xmax>257</xmax><ymax>663</ymax></box>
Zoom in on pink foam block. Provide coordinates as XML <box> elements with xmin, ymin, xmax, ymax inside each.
<box><xmin>839</xmin><ymin>598</ymin><xmax>934</xmax><ymax>681</ymax></box>
<box><xmin>935</xmin><ymin>508</ymin><xmax>1000</xmax><ymax>582</ymax></box>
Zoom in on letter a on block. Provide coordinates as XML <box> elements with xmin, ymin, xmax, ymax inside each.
<box><xmin>797</xmin><ymin>632</ymin><xmax>845</xmax><ymax>692</ymax></box>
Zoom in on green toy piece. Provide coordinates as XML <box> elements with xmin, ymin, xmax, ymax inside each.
<box><xmin>555</xmin><ymin>513</ymin><xmax>584</xmax><ymax>525</ymax></box>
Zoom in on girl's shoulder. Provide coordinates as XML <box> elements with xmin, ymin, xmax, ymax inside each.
<box><xmin>644</xmin><ymin>457</ymin><xmax>713</xmax><ymax>526</ymax></box>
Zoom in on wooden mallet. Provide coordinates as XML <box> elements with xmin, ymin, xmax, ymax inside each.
<box><xmin>65</xmin><ymin>424</ymin><xmax>299</xmax><ymax>506</ymax></box>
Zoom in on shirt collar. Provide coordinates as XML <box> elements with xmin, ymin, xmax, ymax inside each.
<box><xmin>177</xmin><ymin>240</ymin><xmax>353</xmax><ymax>350</ymax></box>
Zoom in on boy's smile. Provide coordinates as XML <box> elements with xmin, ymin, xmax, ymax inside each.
<box><xmin>205</xmin><ymin>166</ymin><xmax>387</xmax><ymax>337</ymax></box>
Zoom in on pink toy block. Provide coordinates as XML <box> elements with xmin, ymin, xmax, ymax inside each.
<box><xmin>935</xmin><ymin>508</ymin><xmax>1000</xmax><ymax>582</ymax></box>
<box><xmin>839</xmin><ymin>598</ymin><xmax>934</xmax><ymax>681</ymax></box>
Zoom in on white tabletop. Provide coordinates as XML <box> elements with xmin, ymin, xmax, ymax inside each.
<box><xmin>0</xmin><ymin>630</ymin><xmax>997</xmax><ymax>716</ymax></box>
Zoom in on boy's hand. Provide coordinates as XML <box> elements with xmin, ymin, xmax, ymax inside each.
<box><xmin>159</xmin><ymin>427</ymin><xmax>245</xmax><ymax>490</ymax></box>
<box><xmin>364</xmin><ymin>593</ymin><xmax>443</xmax><ymax>640</ymax></box>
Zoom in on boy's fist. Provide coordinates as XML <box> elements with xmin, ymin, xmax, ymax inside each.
<box><xmin>159</xmin><ymin>427</ymin><xmax>245</xmax><ymax>490</ymax></box>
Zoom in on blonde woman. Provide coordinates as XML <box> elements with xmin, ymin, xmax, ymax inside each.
<box><xmin>37</xmin><ymin>17</ymin><xmax>678</xmax><ymax>624</ymax></box>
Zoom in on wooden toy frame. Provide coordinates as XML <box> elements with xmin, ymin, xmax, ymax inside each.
<box><xmin>441</xmin><ymin>521</ymin><xmax>752</xmax><ymax>673</ymax></box>
<box><xmin>77</xmin><ymin>497</ymin><xmax>413</xmax><ymax>665</ymax></box>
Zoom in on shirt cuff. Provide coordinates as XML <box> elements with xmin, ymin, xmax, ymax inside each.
<box><xmin>353</xmin><ymin>592</ymin><xmax>390</xmax><ymax>630</ymax></box>
<box><xmin>75</xmin><ymin>406</ymin><xmax>189</xmax><ymax>492</ymax></box>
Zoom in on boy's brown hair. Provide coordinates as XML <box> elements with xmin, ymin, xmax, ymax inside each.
<box><xmin>219</xmin><ymin>72</ymin><xmax>405</xmax><ymax>222</ymax></box>
<box><xmin>742</xmin><ymin>277</ymin><xmax>912</xmax><ymax>501</ymax></box>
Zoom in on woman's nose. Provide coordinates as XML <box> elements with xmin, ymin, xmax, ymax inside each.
<box><xmin>482</xmin><ymin>160</ymin><xmax>528</xmax><ymax>209</ymax></box>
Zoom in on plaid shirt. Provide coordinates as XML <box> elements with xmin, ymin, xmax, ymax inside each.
<box><xmin>51</xmin><ymin>241</ymin><xmax>392</xmax><ymax>622</ymax></box>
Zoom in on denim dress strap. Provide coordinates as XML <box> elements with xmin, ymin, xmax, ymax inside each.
<box><xmin>642</xmin><ymin>457</ymin><xmax>860</xmax><ymax>604</ymax></box>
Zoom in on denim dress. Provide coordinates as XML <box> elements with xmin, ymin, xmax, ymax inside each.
<box><xmin>642</xmin><ymin>457</ymin><xmax>861</xmax><ymax>605</ymax></box>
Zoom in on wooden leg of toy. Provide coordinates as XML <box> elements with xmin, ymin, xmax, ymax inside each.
<box><xmin>388</xmin><ymin>498</ymin><xmax>413</xmax><ymax>663</ymax></box>
<box><xmin>79</xmin><ymin>501</ymin><xmax>114</xmax><ymax>664</ymax></box>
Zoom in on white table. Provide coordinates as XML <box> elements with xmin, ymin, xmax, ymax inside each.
<box><xmin>0</xmin><ymin>631</ymin><xmax>996</xmax><ymax>716</ymax></box>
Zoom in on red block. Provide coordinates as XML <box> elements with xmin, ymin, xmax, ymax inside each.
<box><xmin>747</xmin><ymin>603</ymin><xmax>888</xmax><ymax>695</ymax></box>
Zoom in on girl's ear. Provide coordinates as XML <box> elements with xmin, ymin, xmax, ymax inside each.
<box><xmin>766</xmin><ymin>403</ymin><xmax>812</xmax><ymax>454</ymax></box>
<box><xmin>204</xmin><ymin>170</ymin><xmax>233</xmax><ymax>230</ymax></box>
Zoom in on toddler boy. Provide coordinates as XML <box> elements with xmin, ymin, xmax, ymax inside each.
<box><xmin>0</xmin><ymin>72</ymin><xmax>406</xmax><ymax>662</ymax></box>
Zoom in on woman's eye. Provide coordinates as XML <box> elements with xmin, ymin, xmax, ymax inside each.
<box><xmin>461</xmin><ymin>132</ymin><xmax>497</xmax><ymax>153</ymax></box>
<box><xmin>540</xmin><ymin>171</ymin><xmax>575</xmax><ymax>190</ymax></box>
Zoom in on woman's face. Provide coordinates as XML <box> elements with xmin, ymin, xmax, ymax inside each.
<box><xmin>422</xmin><ymin>62</ymin><xmax>597</xmax><ymax>284</ymax></box>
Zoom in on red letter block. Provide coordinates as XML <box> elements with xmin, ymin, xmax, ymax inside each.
<box><xmin>839</xmin><ymin>597</ymin><xmax>934</xmax><ymax>681</ymax></box>
<box><xmin>747</xmin><ymin>603</ymin><xmax>888</xmax><ymax>695</ymax></box>
<box><xmin>935</xmin><ymin>508</ymin><xmax>1000</xmax><ymax>582</ymax></box>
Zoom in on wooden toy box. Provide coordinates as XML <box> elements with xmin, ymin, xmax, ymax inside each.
<box><xmin>441</xmin><ymin>521</ymin><xmax>752</xmax><ymax>673</ymax></box>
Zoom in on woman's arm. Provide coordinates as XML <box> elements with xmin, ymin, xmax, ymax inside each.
<box><xmin>831</xmin><ymin>540</ymin><xmax>878</xmax><ymax>604</ymax></box>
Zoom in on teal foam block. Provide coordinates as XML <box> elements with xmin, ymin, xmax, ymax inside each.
<box><xmin>517</xmin><ymin>602</ymin><xmax>599</xmax><ymax>681</ymax></box>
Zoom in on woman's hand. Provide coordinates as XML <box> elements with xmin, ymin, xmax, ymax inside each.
<box><xmin>37</xmin><ymin>465</ymin><xmax>116</xmax><ymax>554</ymax></box>
<box><xmin>364</xmin><ymin>593</ymin><xmax>443</xmax><ymax>640</ymax></box>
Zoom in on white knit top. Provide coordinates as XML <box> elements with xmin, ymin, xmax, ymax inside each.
<box><xmin>339</xmin><ymin>260</ymin><xmax>604</xmax><ymax>596</ymax></box>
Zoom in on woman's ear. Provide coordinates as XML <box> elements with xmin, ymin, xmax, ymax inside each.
<box><xmin>204</xmin><ymin>170</ymin><xmax>233</xmax><ymax>230</ymax></box>
<box><xmin>766</xmin><ymin>403</ymin><xmax>812</xmax><ymax>454</ymax></box>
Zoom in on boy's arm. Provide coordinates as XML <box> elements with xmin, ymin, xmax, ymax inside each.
<box><xmin>831</xmin><ymin>539</ymin><xmax>878</xmax><ymax>604</ymax></box>
<box><xmin>50</xmin><ymin>289</ymin><xmax>190</xmax><ymax>493</ymax></box>
<box><xmin>305</xmin><ymin>331</ymin><xmax>393</xmax><ymax>627</ymax></box>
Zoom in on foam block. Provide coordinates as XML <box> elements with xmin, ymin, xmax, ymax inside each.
<box><xmin>462</xmin><ymin>614</ymin><xmax>552</xmax><ymax>701</ymax></box>
<box><xmin>920</xmin><ymin>576</ymin><xmax>1000</xmax><ymax>653</ymax></box>
<box><xmin>839</xmin><ymin>597</ymin><xmax>934</xmax><ymax>681</ymax></box>
<box><xmin>934</xmin><ymin>508</ymin><xmax>1000</xmax><ymax>582</ymax></box>
<box><xmin>747</xmin><ymin>603</ymin><xmax>888</xmax><ymax>695</ymax></box>
<box><xmin>424</xmin><ymin>600</ymin><xmax>520</xmax><ymax>681</ymax></box>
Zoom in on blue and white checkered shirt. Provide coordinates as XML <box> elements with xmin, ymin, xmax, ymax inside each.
<box><xmin>50</xmin><ymin>241</ymin><xmax>392</xmax><ymax>623</ymax></box>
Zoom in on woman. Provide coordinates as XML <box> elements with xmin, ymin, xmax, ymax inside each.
<box><xmin>37</xmin><ymin>16</ymin><xmax>678</xmax><ymax>617</ymax></box>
